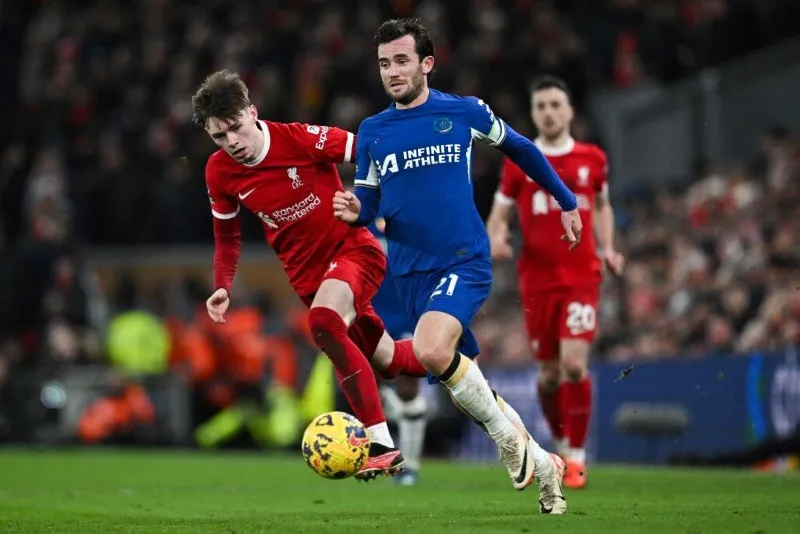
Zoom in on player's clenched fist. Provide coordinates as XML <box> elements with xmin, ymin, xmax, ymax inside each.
<box><xmin>206</xmin><ymin>288</ymin><xmax>230</xmax><ymax>324</ymax></box>
<box><xmin>560</xmin><ymin>208</ymin><xmax>583</xmax><ymax>251</ymax></box>
<box><xmin>333</xmin><ymin>190</ymin><xmax>361</xmax><ymax>224</ymax></box>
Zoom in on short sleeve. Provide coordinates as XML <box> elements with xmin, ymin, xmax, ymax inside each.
<box><xmin>290</xmin><ymin>123</ymin><xmax>356</xmax><ymax>164</ymax></box>
<box><xmin>495</xmin><ymin>158</ymin><xmax>523</xmax><ymax>206</ymax></box>
<box><xmin>464</xmin><ymin>96</ymin><xmax>507</xmax><ymax>147</ymax></box>
<box><xmin>353</xmin><ymin>121</ymin><xmax>379</xmax><ymax>189</ymax></box>
<box><xmin>206</xmin><ymin>157</ymin><xmax>240</xmax><ymax>220</ymax></box>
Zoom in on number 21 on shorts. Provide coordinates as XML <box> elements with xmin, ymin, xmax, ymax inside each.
<box><xmin>431</xmin><ymin>274</ymin><xmax>459</xmax><ymax>299</ymax></box>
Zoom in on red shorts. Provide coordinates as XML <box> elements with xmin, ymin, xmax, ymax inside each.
<box><xmin>300</xmin><ymin>235</ymin><xmax>386</xmax><ymax>318</ymax></box>
<box><xmin>521</xmin><ymin>284</ymin><xmax>600</xmax><ymax>362</ymax></box>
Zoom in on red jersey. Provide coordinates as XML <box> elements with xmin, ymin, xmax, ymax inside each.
<box><xmin>206</xmin><ymin>120</ymin><xmax>375</xmax><ymax>296</ymax></box>
<box><xmin>496</xmin><ymin>137</ymin><xmax>608</xmax><ymax>292</ymax></box>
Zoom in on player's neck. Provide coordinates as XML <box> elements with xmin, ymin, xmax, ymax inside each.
<box><xmin>253</xmin><ymin>124</ymin><xmax>266</xmax><ymax>158</ymax></box>
<box><xmin>395</xmin><ymin>87</ymin><xmax>430</xmax><ymax>110</ymax></box>
<box><xmin>534</xmin><ymin>133</ymin><xmax>574</xmax><ymax>156</ymax></box>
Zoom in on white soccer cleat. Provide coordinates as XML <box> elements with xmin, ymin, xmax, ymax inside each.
<box><xmin>495</xmin><ymin>428</ymin><xmax>536</xmax><ymax>491</ymax></box>
<box><xmin>537</xmin><ymin>453</ymin><xmax>568</xmax><ymax>515</ymax></box>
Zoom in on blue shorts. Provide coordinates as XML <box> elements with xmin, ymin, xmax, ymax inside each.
<box><xmin>372</xmin><ymin>274</ymin><xmax>414</xmax><ymax>340</ymax></box>
<box><xmin>394</xmin><ymin>258</ymin><xmax>490</xmax><ymax>381</ymax></box>
<box><xmin>378</xmin><ymin>311</ymin><xmax>414</xmax><ymax>341</ymax></box>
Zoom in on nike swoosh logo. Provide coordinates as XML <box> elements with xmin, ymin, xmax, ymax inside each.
<box><xmin>238</xmin><ymin>188</ymin><xmax>256</xmax><ymax>200</ymax></box>
<box><xmin>514</xmin><ymin>447</ymin><xmax>529</xmax><ymax>486</ymax></box>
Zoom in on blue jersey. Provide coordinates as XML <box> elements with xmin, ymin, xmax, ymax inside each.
<box><xmin>352</xmin><ymin>89</ymin><xmax>577</xmax><ymax>278</ymax></box>
<box><xmin>367</xmin><ymin>218</ymin><xmax>413</xmax><ymax>340</ymax></box>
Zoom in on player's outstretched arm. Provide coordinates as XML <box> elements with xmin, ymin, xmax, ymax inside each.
<box><xmin>466</xmin><ymin>97</ymin><xmax>581</xmax><ymax>250</ymax></box>
<box><xmin>499</xmin><ymin>128</ymin><xmax>584</xmax><ymax>250</ymax></box>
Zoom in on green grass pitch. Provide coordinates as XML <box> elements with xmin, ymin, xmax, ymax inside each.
<box><xmin>0</xmin><ymin>449</ymin><xmax>798</xmax><ymax>533</ymax></box>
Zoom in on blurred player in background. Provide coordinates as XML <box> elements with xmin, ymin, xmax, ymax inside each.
<box><xmin>192</xmin><ymin>70</ymin><xmax>429</xmax><ymax>480</ymax></box>
<box><xmin>334</xmin><ymin>18</ymin><xmax>581</xmax><ymax>514</ymax></box>
<box><xmin>368</xmin><ymin>216</ymin><xmax>426</xmax><ymax>486</ymax></box>
<box><xmin>487</xmin><ymin>76</ymin><xmax>624</xmax><ymax>489</ymax></box>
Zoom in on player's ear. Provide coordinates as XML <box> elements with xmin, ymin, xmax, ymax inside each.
<box><xmin>421</xmin><ymin>56</ymin><xmax>434</xmax><ymax>76</ymax></box>
<box><xmin>566</xmin><ymin>103</ymin><xmax>575</xmax><ymax>123</ymax></box>
<box><xmin>248</xmin><ymin>105</ymin><xmax>258</xmax><ymax>121</ymax></box>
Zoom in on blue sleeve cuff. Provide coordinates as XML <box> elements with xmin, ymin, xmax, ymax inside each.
<box><xmin>353</xmin><ymin>186</ymin><xmax>379</xmax><ymax>227</ymax></box>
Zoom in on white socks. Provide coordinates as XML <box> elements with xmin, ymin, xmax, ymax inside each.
<box><xmin>366</xmin><ymin>421</ymin><xmax>394</xmax><ymax>448</ymax></box>
<box><xmin>442</xmin><ymin>356</ymin><xmax>514</xmax><ymax>438</ymax></box>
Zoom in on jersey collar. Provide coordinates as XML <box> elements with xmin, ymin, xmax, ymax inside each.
<box><xmin>243</xmin><ymin>120</ymin><xmax>270</xmax><ymax>166</ymax></box>
<box><xmin>534</xmin><ymin>136</ymin><xmax>574</xmax><ymax>157</ymax></box>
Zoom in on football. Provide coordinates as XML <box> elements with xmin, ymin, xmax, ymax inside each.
<box><xmin>301</xmin><ymin>411</ymin><xmax>370</xmax><ymax>479</ymax></box>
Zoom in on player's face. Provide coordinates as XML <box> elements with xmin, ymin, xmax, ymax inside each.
<box><xmin>531</xmin><ymin>88</ymin><xmax>573</xmax><ymax>140</ymax></box>
<box><xmin>377</xmin><ymin>35</ymin><xmax>434</xmax><ymax>105</ymax></box>
<box><xmin>205</xmin><ymin>105</ymin><xmax>262</xmax><ymax>164</ymax></box>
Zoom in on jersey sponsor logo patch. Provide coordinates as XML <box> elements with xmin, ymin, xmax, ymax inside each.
<box><xmin>306</xmin><ymin>125</ymin><xmax>320</xmax><ymax>134</ymax></box>
<box><xmin>433</xmin><ymin>117</ymin><xmax>453</xmax><ymax>133</ymax></box>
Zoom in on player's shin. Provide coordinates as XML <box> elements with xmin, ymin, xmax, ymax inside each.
<box><xmin>560</xmin><ymin>375</ymin><xmax>591</xmax><ymax>464</ymax></box>
<box><xmin>308</xmin><ymin>307</ymin><xmax>393</xmax><ymax>448</ymax></box>
<box><xmin>437</xmin><ymin>354</ymin><xmax>512</xmax><ymax>438</ymax></box>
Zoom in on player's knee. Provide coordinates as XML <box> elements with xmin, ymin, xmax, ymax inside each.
<box><xmin>308</xmin><ymin>307</ymin><xmax>347</xmax><ymax>351</ymax></box>
<box><xmin>413</xmin><ymin>340</ymin><xmax>451</xmax><ymax>374</ymax></box>
<box><xmin>561</xmin><ymin>340</ymin><xmax>590</xmax><ymax>380</ymax></box>
<box><xmin>563</xmin><ymin>360</ymin><xmax>588</xmax><ymax>381</ymax></box>
<box><xmin>538</xmin><ymin>362</ymin><xmax>561</xmax><ymax>390</ymax></box>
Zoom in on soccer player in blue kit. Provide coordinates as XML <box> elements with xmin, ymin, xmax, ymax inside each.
<box><xmin>334</xmin><ymin>18</ymin><xmax>580</xmax><ymax>514</ymax></box>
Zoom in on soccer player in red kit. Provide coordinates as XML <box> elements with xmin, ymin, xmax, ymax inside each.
<box><xmin>191</xmin><ymin>70</ymin><xmax>424</xmax><ymax>480</ymax></box>
<box><xmin>487</xmin><ymin>76</ymin><xmax>624</xmax><ymax>489</ymax></box>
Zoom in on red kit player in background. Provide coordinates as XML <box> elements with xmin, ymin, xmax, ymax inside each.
<box><xmin>191</xmin><ymin>70</ymin><xmax>425</xmax><ymax>480</ymax></box>
<box><xmin>487</xmin><ymin>76</ymin><xmax>624</xmax><ymax>489</ymax></box>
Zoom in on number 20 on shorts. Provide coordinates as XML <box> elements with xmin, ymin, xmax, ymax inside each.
<box><xmin>431</xmin><ymin>274</ymin><xmax>459</xmax><ymax>299</ymax></box>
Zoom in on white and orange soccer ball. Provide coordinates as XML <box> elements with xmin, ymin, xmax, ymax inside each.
<box><xmin>301</xmin><ymin>411</ymin><xmax>370</xmax><ymax>479</ymax></box>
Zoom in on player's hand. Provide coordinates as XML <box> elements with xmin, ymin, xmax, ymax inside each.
<box><xmin>206</xmin><ymin>288</ymin><xmax>230</xmax><ymax>324</ymax></box>
<box><xmin>490</xmin><ymin>231</ymin><xmax>513</xmax><ymax>261</ymax></box>
<box><xmin>560</xmin><ymin>209</ymin><xmax>583</xmax><ymax>251</ymax></box>
<box><xmin>603</xmin><ymin>248</ymin><xmax>625</xmax><ymax>276</ymax></box>
<box><xmin>333</xmin><ymin>190</ymin><xmax>361</xmax><ymax>224</ymax></box>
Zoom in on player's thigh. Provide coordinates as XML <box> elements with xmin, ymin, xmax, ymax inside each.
<box><xmin>521</xmin><ymin>290</ymin><xmax>561</xmax><ymax>365</ymax></box>
<box><xmin>315</xmin><ymin>242</ymin><xmax>387</xmax><ymax>323</ymax></box>
<box><xmin>414</xmin><ymin>311</ymin><xmax>463</xmax><ymax>374</ymax></box>
<box><xmin>557</xmin><ymin>285</ymin><xmax>600</xmax><ymax>375</ymax></box>
<box><xmin>416</xmin><ymin>260</ymin><xmax>492</xmax><ymax>371</ymax></box>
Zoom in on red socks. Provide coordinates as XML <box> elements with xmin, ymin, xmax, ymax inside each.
<box><xmin>537</xmin><ymin>382</ymin><xmax>564</xmax><ymax>440</ymax></box>
<box><xmin>308</xmin><ymin>307</ymin><xmax>385</xmax><ymax>427</ymax></box>
<box><xmin>380</xmin><ymin>339</ymin><xmax>428</xmax><ymax>379</ymax></box>
<box><xmin>560</xmin><ymin>377</ymin><xmax>592</xmax><ymax>449</ymax></box>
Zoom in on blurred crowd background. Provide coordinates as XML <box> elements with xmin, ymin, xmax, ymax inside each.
<box><xmin>0</xmin><ymin>0</ymin><xmax>799</xmax><ymax>448</ymax></box>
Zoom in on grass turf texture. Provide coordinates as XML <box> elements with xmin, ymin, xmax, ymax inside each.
<box><xmin>0</xmin><ymin>449</ymin><xmax>797</xmax><ymax>533</ymax></box>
